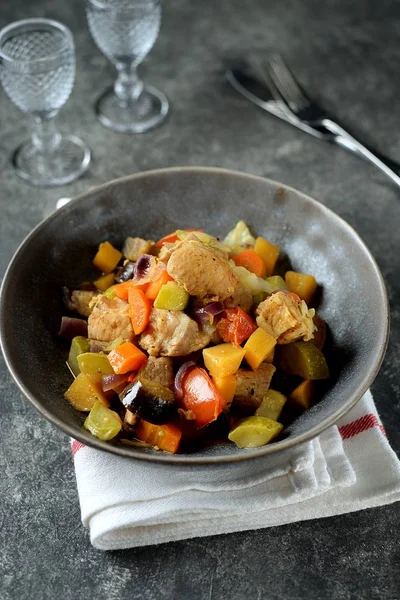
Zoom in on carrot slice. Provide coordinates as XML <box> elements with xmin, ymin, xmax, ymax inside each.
<box><xmin>128</xmin><ymin>287</ymin><xmax>152</xmax><ymax>335</ymax></box>
<box><xmin>135</xmin><ymin>420</ymin><xmax>182</xmax><ymax>453</ymax></box>
<box><xmin>155</xmin><ymin>229</ymin><xmax>203</xmax><ymax>248</ymax></box>
<box><xmin>108</xmin><ymin>342</ymin><xmax>147</xmax><ymax>374</ymax></box>
<box><xmin>113</xmin><ymin>281</ymin><xmax>133</xmax><ymax>300</ymax></box>
<box><xmin>114</xmin><ymin>280</ymin><xmax>149</xmax><ymax>301</ymax></box>
<box><xmin>146</xmin><ymin>270</ymin><xmax>174</xmax><ymax>301</ymax></box>
<box><xmin>232</xmin><ymin>249</ymin><xmax>267</xmax><ymax>278</ymax></box>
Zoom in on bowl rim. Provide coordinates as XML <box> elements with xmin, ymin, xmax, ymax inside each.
<box><xmin>0</xmin><ymin>166</ymin><xmax>390</xmax><ymax>465</ymax></box>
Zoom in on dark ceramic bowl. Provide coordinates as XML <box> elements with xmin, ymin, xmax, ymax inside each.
<box><xmin>0</xmin><ymin>167</ymin><xmax>389</xmax><ymax>464</ymax></box>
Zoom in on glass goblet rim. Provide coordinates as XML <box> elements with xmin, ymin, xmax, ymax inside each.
<box><xmin>0</xmin><ymin>18</ymin><xmax>74</xmax><ymax>66</ymax></box>
<box><xmin>86</xmin><ymin>0</ymin><xmax>160</xmax><ymax>11</ymax></box>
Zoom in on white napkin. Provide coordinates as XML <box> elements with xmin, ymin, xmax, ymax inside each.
<box><xmin>72</xmin><ymin>390</ymin><xmax>400</xmax><ymax>550</ymax></box>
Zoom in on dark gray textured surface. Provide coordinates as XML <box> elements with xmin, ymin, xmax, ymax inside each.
<box><xmin>0</xmin><ymin>0</ymin><xmax>399</xmax><ymax>598</ymax></box>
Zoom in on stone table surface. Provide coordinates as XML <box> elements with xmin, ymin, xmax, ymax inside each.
<box><xmin>1</xmin><ymin>0</ymin><xmax>399</xmax><ymax>598</ymax></box>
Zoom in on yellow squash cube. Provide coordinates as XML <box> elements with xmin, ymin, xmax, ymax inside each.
<box><xmin>228</xmin><ymin>416</ymin><xmax>283</xmax><ymax>448</ymax></box>
<box><xmin>77</xmin><ymin>352</ymin><xmax>115</xmax><ymax>378</ymax></box>
<box><xmin>244</xmin><ymin>327</ymin><xmax>276</xmax><ymax>371</ymax></box>
<box><xmin>67</xmin><ymin>336</ymin><xmax>90</xmax><ymax>377</ymax></box>
<box><xmin>103</xmin><ymin>285</ymin><xmax>117</xmax><ymax>299</ymax></box>
<box><xmin>203</xmin><ymin>343</ymin><xmax>245</xmax><ymax>378</ymax></box>
<box><xmin>255</xmin><ymin>390</ymin><xmax>287</xmax><ymax>420</ymax></box>
<box><xmin>266</xmin><ymin>275</ymin><xmax>287</xmax><ymax>291</ymax></box>
<box><xmin>153</xmin><ymin>281</ymin><xmax>189</xmax><ymax>311</ymax></box>
<box><xmin>84</xmin><ymin>401</ymin><xmax>122</xmax><ymax>441</ymax></box>
<box><xmin>290</xmin><ymin>379</ymin><xmax>315</xmax><ymax>410</ymax></box>
<box><xmin>285</xmin><ymin>271</ymin><xmax>317</xmax><ymax>305</ymax></box>
<box><xmin>64</xmin><ymin>373</ymin><xmax>109</xmax><ymax>411</ymax></box>
<box><xmin>93</xmin><ymin>272</ymin><xmax>115</xmax><ymax>292</ymax></box>
<box><xmin>93</xmin><ymin>241</ymin><xmax>122</xmax><ymax>273</ymax></box>
<box><xmin>212</xmin><ymin>374</ymin><xmax>237</xmax><ymax>408</ymax></box>
<box><xmin>276</xmin><ymin>342</ymin><xmax>329</xmax><ymax>380</ymax></box>
<box><xmin>254</xmin><ymin>237</ymin><xmax>280</xmax><ymax>276</ymax></box>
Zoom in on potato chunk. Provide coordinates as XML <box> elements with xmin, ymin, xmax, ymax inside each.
<box><xmin>122</xmin><ymin>237</ymin><xmax>153</xmax><ymax>261</ymax></box>
<box><xmin>64</xmin><ymin>373</ymin><xmax>109</xmax><ymax>411</ymax></box>
<box><xmin>203</xmin><ymin>344</ymin><xmax>245</xmax><ymax>378</ymax></box>
<box><xmin>285</xmin><ymin>271</ymin><xmax>317</xmax><ymax>305</ymax></box>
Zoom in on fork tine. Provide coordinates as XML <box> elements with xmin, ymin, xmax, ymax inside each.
<box><xmin>263</xmin><ymin>57</ymin><xmax>296</xmax><ymax>108</ymax></box>
<box><xmin>266</xmin><ymin>54</ymin><xmax>309</xmax><ymax>112</ymax></box>
<box><xmin>267</xmin><ymin>54</ymin><xmax>307</xmax><ymax>105</ymax></box>
<box><xmin>251</xmin><ymin>56</ymin><xmax>288</xmax><ymax>106</ymax></box>
<box><xmin>267</xmin><ymin>55</ymin><xmax>306</xmax><ymax>110</ymax></box>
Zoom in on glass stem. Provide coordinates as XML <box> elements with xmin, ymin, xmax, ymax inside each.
<box><xmin>114</xmin><ymin>63</ymin><xmax>143</xmax><ymax>105</ymax></box>
<box><xmin>32</xmin><ymin>116</ymin><xmax>62</xmax><ymax>155</ymax></box>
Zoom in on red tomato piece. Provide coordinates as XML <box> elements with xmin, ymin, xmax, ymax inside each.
<box><xmin>180</xmin><ymin>367</ymin><xmax>225</xmax><ymax>428</ymax></box>
<box><xmin>217</xmin><ymin>308</ymin><xmax>257</xmax><ymax>346</ymax></box>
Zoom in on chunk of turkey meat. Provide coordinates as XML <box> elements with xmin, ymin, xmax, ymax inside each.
<box><xmin>88</xmin><ymin>296</ymin><xmax>134</xmax><ymax>342</ymax></box>
<box><xmin>122</xmin><ymin>237</ymin><xmax>154</xmax><ymax>261</ymax></box>
<box><xmin>166</xmin><ymin>238</ymin><xmax>249</xmax><ymax>303</ymax></box>
<box><xmin>224</xmin><ymin>286</ymin><xmax>253</xmax><ymax>313</ymax></box>
<box><xmin>70</xmin><ymin>290</ymin><xmax>98</xmax><ymax>317</ymax></box>
<box><xmin>233</xmin><ymin>363</ymin><xmax>276</xmax><ymax>411</ymax></box>
<box><xmin>137</xmin><ymin>356</ymin><xmax>175</xmax><ymax>390</ymax></box>
<box><xmin>256</xmin><ymin>291</ymin><xmax>316</xmax><ymax>344</ymax></box>
<box><xmin>139</xmin><ymin>308</ymin><xmax>211</xmax><ymax>356</ymax></box>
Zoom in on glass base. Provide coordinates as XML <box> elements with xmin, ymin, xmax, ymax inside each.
<box><xmin>12</xmin><ymin>135</ymin><xmax>91</xmax><ymax>187</ymax></box>
<box><xmin>95</xmin><ymin>84</ymin><xmax>169</xmax><ymax>133</ymax></box>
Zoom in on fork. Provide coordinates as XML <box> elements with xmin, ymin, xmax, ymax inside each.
<box><xmin>263</xmin><ymin>54</ymin><xmax>400</xmax><ymax>189</ymax></box>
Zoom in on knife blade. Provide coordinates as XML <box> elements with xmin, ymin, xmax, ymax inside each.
<box><xmin>226</xmin><ymin>66</ymin><xmax>332</xmax><ymax>140</ymax></box>
<box><xmin>226</xmin><ymin>64</ymin><xmax>400</xmax><ymax>173</ymax></box>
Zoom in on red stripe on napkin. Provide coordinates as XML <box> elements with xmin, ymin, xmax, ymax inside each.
<box><xmin>339</xmin><ymin>414</ymin><xmax>386</xmax><ymax>439</ymax></box>
<box><xmin>72</xmin><ymin>440</ymin><xmax>86</xmax><ymax>456</ymax></box>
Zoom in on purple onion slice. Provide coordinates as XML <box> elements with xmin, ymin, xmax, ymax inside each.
<box><xmin>133</xmin><ymin>255</ymin><xmax>166</xmax><ymax>285</ymax></box>
<box><xmin>89</xmin><ymin>343</ymin><xmax>106</xmax><ymax>354</ymax></box>
<box><xmin>101</xmin><ymin>373</ymin><xmax>129</xmax><ymax>392</ymax></box>
<box><xmin>174</xmin><ymin>361</ymin><xmax>196</xmax><ymax>400</ymax></box>
<box><xmin>57</xmin><ymin>316</ymin><xmax>88</xmax><ymax>341</ymax></box>
<box><xmin>192</xmin><ymin>301</ymin><xmax>224</xmax><ymax>324</ymax></box>
<box><xmin>134</xmin><ymin>254</ymin><xmax>153</xmax><ymax>280</ymax></box>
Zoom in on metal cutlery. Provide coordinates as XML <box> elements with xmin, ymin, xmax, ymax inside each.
<box><xmin>226</xmin><ymin>59</ymin><xmax>400</xmax><ymax>180</ymax></box>
<box><xmin>263</xmin><ymin>54</ymin><xmax>400</xmax><ymax>188</ymax></box>
<box><xmin>226</xmin><ymin>65</ymin><xmax>330</xmax><ymax>141</ymax></box>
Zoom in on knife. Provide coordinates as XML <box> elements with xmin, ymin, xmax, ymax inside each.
<box><xmin>226</xmin><ymin>65</ymin><xmax>400</xmax><ymax>173</ymax></box>
<box><xmin>226</xmin><ymin>66</ymin><xmax>331</xmax><ymax>140</ymax></box>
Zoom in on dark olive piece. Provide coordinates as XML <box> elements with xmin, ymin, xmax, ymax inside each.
<box><xmin>114</xmin><ymin>261</ymin><xmax>136</xmax><ymax>283</ymax></box>
<box><xmin>119</xmin><ymin>377</ymin><xmax>176</xmax><ymax>424</ymax></box>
